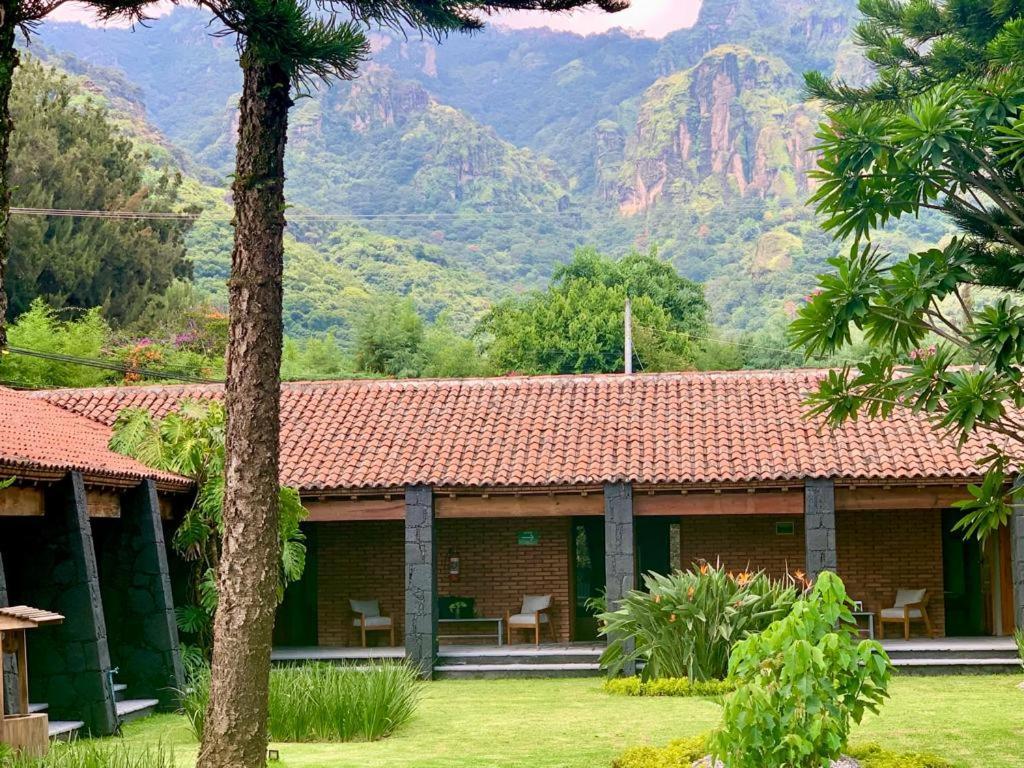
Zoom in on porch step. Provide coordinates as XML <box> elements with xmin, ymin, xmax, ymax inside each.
<box><xmin>112</xmin><ymin>683</ymin><xmax>128</xmax><ymax>702</ymax></box>
<box><xmin>28</xmin><ymin>702</ymin><xmax>47</xmax><ymax>714</ymax></box>
<box><xmin>891</xmin><ymin>658</ymin><xmax>1021</xmax><ymax>675</ymax></box>
<box><xmin>48</xmin><ymin>720</ymin><xmax>84</xmax><ymax>741</ymax></box>
<box><xmin>437</xmin><ymin>647</ymin><xmax>603</xmax><ymax>667</ymax></box>
<box><xmin>116</xmin><ymin>698</ymin><xmax>159</xmax><ymax>723</ymax></box>
<box><xmin>433</xmin><ymin>662</ymin><xmax>602</xmax><ymax>679</ymax></box>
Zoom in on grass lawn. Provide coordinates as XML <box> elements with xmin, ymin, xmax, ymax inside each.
<box><xmin>116</xmin><ymin>675</ymin><xmax>1024</xmax><ymax>768</ymax></box>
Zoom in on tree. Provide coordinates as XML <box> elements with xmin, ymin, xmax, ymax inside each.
<box><xmin>792</xmin><ymin>0</ymin><xmax>1024</xmax><ymax>540</ymax></box>
<box><xmin>95</xmin><ymin>3</ymin><xmax>627</xmax><ymax>767</ymax></box>
<box><xmin>478</xmin><ymin>247</ymin><xmax>709</xmax><ymax>374</ymax></box>
<box><xmin>0</xmin><ymin>0</ymin><xmax>162</xmax><ymax>350</ymax></box>
<box><xmin>7</xmin><ymin>59</ymin><xmax>192</xmax><ymax>326</ymax></box>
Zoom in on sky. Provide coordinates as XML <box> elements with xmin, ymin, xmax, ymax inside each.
<box><xmin>48</xmin><ymin>0</ymin><xmax>703</xmax><ymax>38</ymax></box>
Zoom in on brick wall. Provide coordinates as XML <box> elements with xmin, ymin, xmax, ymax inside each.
<box><xmin>437</xmin><ymin>518</ymin><xmax>571</xmax><ymax>643</ymax></box>
<box><xmin>679</xmin><ymin>515</ymin><xmax>806</xmax><ymax>579</ymax></box>
<box><xmin>837</xmin><ymin>508</ymin><xmax>945</xmax><ymax>636</ymax></box>
<box><xmin>317</xmin><ymin>521</ymin><xmax>405</xmax><ymax>646</ymax></box>
<box><xmin>316</xmin><ymin>517</ymin><xmax>571</xmax><ymax>645</ymax></box>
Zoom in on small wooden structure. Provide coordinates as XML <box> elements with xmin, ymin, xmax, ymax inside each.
<box><xmin>0</xmin><ymin>606</ymin><xmax>64</xmax><ymax>756</ymax></box>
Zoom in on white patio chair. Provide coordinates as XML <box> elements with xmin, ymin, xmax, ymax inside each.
<box><xmin>505</xmin><ymin>594</ymin><xmax>555</xmax><ymax>645</ymax></box>
<box><xmin>349</xmin><ymin>599</ymin><xmax>395</xmax><ymax>647</ymax></box>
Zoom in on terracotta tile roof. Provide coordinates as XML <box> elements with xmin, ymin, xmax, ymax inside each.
<box><xmin>33</xmin><ymin>370</ymin><xmax>994</xmax><ymax>492</ymax></box>
<box><xmin>0</xmin><ymin>386</ymin><xmax>189</xmax><ymax>490</ymax></box>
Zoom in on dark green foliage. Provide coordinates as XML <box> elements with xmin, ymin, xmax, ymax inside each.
<box><xmin>6</xmin><ymin>58</ymin><xmax>192</xmax><ymax>327</ymax></box>
<box><xmin>795</xmin><ymin>0</ymin><xmax>1024</xmax><ymax>539</ymax></box>
<box><xmin>478</xmin><ymin>247</ymin><xmax>709</xmax><ymax>374</ymax></box>
<box><xmin>354</xmin><ymin>298</ymin><xmax>489</xmax><ymax>378</ymax></box>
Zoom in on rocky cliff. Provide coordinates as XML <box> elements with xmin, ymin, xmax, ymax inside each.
<box><xmin>616</xmin><ymin>47</ymin><xmax>818</xmax><ymax>216</ymax></box>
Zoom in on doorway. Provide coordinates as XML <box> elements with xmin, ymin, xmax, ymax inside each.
<box><xmin>571</xmin><ymin>518</ymin><xmax>605</xmax><ymax>641</ymax></box>
<box><xmin>941</xmin><ymin>509</ymin><xmax>985</xmax><ymax>636</ymax></box>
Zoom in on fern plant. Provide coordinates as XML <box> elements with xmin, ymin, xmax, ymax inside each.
<box><xmin>110</xmin><ymin>399</ymin><xmax>307</xmax><ymax>657</ymax></box>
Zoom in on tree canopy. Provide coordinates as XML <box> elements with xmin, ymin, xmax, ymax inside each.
<box><xmin>793</xmin><ymin>0</ymin><xmax>1024</xmax><ymax>538</ymax></box>
<box><xmin>6</xmin><ymin>58</ymin><xmax>192</xmax><ymax>326</ymax></box>
<box><xmin>478</xmin><ymin>247</ymin><xmax>709</xmax><ymax>374</ymax></box>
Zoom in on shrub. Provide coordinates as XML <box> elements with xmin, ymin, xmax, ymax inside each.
<box><xmin>603</xmin><ymin>677</ymin><xmax>735</xmax><ymax>697</ymax></box>
<box><xmin>611</xmin><ymin>735</ymin><xmax>708</xmax><ymax>768</ymax></box>
<box><xmin>0</xmin><ymin>742</ymin><xmax>174</xmax><ymax>768</ymax></box>
<box><xmin>611</xmin><ymin>740</ymin><xmax>951</xmax><ymax>768</ymax></box>
<box><xmin>598</xmin><ymin>562</ymin><xmax>798</xmax><ymax>681</ymax></box>
<box><xmin>848</xmin><ymin>744</ymin><xmax>953</xmax><ymax>768</ymax></box>
<box><xmin>710</xmin><ymin>571</ymin><xmax>891</xmax><ymax>768</ymax></box>
<box><xmin>182</xmin><ymin>661</ymin><xmax>420</xmax><ymax>743</ymax></box>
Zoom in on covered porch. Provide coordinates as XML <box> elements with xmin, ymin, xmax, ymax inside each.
<box><xmin>273</xmin><ymin>478</ymin><xmax>1024</xmax><ymax>678</ymax></box>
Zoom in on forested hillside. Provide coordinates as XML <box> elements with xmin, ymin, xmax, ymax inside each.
<box><xmin>30</xmin><ymin>0</ymin><xmax>951</xmax><ymax>344</ymax></box>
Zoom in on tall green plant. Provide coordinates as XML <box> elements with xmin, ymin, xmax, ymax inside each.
<box><xmin>598</xmin><ymin>563</ymin><xmax>798</xmax><ymax>681</ymax></box>
<box><xmin>182</xmin><ymin>662</ymin><xmax>419</xmax><ymax>743</ymax></box>
<box><xmin>711</xmin><ymin>572</ymin><xmax>891</xmax><ymax>768</ymax></box>
<box><xmin>110</xmin><ymin>400</ymin><xmax>307</xmax><ymax>659</ymax></box>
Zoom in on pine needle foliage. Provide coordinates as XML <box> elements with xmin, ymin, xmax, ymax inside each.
<box><xmin>794</xmin><ymin>0</ymin><xmax>1024</xmax><ymax>541</ymax></box>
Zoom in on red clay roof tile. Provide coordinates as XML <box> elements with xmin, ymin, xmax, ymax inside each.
<box><xmin>0</xmin><ymin>386</ymin><xmax>189</xmax><ymax>489</ymax></box>
<box><xmin>32</xmin><ymin>370</ymin><xmax>993</xmax><ymax>492</ymax></box>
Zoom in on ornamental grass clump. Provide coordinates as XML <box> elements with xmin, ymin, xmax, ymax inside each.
<box><xmin>0</xmin><ymin>743</ymin><xmax>174</xmax><ymax>768</ymax></box>
<box><xmin>598</xmin><ymin>562</ymin><xmax>798</xmax><ymax>681</ymax></box>
<box><xmin>182</xmin><ymin>660</ymin><xmax>419</xmax><ymax>743</ymax></box>
<box><xmin>710</xmin><ymin>571</ymin><xmax>891</xmax><ymax>768</ymax></box>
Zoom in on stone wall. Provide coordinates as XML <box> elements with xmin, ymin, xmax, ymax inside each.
<box><xmin>0</xmin><ymin>549</ymin><xmax>17</xmax><ymax>716</ymax></box>
<box><xmin>95</xmin><ymin>481</ymin><xmax>183</xmax><ymax>709</ymax></box>
<box><xmin>15</xmin><ymin>474</ymin><xmax>117</xmax><ymax>735</ymax></box>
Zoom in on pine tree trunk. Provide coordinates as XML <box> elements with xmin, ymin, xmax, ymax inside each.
<box><xmin>0</xmin><ymin>9</ymin><xmax>18</xmax><ymax>349</ymax></box>
<box><xmin>196</xmin><ymin>50</ymin><xmax>291</xmax><ymax>768</ymax></box>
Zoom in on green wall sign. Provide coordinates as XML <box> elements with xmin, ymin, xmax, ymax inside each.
<box><xmin>517</xmin><ymin>530</ymin><xmax>541</xmax><ymax>546</ymax></box>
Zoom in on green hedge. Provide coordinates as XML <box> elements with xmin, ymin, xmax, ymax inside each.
<box><xmin>604</xmin><ymin>677</ymin><xmax>736</xmax><ymax>697</ymax></box>
<box><xmin>611</xmin><ymin>735</ymin><xmax>708</xmax><ymax>768</ymax></box>
<box><xmin>611</xmin><ymin>737</ymin><xmax>953</xmax><ymax>768</ymax></box>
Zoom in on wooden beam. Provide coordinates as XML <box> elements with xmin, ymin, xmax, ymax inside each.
<box><xmin>85</xmin><ymin>491</ymin><xmax>120</xmax><ymax>519</ymax></box>
<box><xmin>636</xmin><ymin>491</ymin><xmax>804</xmax><ymax>517</ymax></box>
<box><xmin>834</xmin><ymin>485</ymin><xmax>970</xmax><ymax>511</ymax></box>
<box><xmin>436</xmin><ymin>493</ymin><xmax>602</xmax><ymax>519</ymax></box>
<box><xmin>0</xmin><ymin>486</ymin><xmax>44</xmax><ymax>517</ymax></box>
<box><xmin>305</xmin><ymin>497</ymin><xmax>405</xmax><ymax>522</ymax></box>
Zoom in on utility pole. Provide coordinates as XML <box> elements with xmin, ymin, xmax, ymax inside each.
<box><xmin>624</xmin><ymin>297</ymin><xmax>633</xmax><ymax>375</ymax></box>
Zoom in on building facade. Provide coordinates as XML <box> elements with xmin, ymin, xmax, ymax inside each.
<box><xmin>36</xmin><ymin>370</ymin><xmax>1024</xmax><ymax>677</ymax></box>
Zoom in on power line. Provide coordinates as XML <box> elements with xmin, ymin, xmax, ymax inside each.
<box><xmin>9</xmin><ymin>207</ymin><xmax>582</xmax><ymax>223</ymax></box>
<box><xmin>2</xmin><ymin>346</ymin><xmax>222</xmax><ymax>385</ymax></box>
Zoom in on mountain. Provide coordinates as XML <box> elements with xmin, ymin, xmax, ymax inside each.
<box><xmin>32</xmin><ymin>0</ymin><xmax>954</xmax><ymax>338</ymax></box>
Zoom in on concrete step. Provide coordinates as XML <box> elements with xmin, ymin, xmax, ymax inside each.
<box><xmin>433</xmin><ymin>662</ymin><xmax>602</xmax><ymax>679</ymax></box>
<box><xmin>112</xmin><ymin>682</ymin><xmax>128</xmax><ymax>702</ymax></box>
<box><xmin>48</xmin><ymin>720</ymin><xmax>84</xmax><ymax>741</ymax></box>
<box><xmin>438</xmin><ymin>651</ymin><xmax>602</xmax><ymax>666</ymax></box>
<box><xmin>28</xmin><ymin>702</ymin><xmax>48</xmax><ymax>714</ymax></box>
<box><xmin>891</xmin><ymin>658</ymin><xmax>1021</xmax><ymax>675</ymax></box>
<box><xmin>886</xmin><ymin>647</ymin><xmax>1016</xmax><ymax>661</ymax></box>
<box><xmin>116</xmin><ymin>698</ymin><xmax>159</xmax><ymax>723</ymax></box>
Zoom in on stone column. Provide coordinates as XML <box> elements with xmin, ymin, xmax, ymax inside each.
<box><xmin>1</xmin><ymin>550</ymin><xmax>18</xmax><ymax>716</ymax></box>
<box><xmin>404</xmin><ymin>485</ymin><xmax>436</xmax><ymax>679</ymax></box>
<box><xmin>804</xmin><ymin>478</ymin><xmax>837</xmax><ymax>584</ymax></box>
<box><xmin>29</xmin><ymin>472</ymin><xmax>118</xmax><ymax>736</ymax></box>
<box><xmin>102</xmin><ymin>480</ymin><xmax>184</xmax><ymax>709</ymax></box>
<box><xmin>604</xmin><ymin>482</ymin><xmax>635</xmax><ymax>675</ymax></box>
<box><xmin>1012</xmin><ymin>476</ymin><xmax>1024</xmax><ymax>632</ymax></box>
